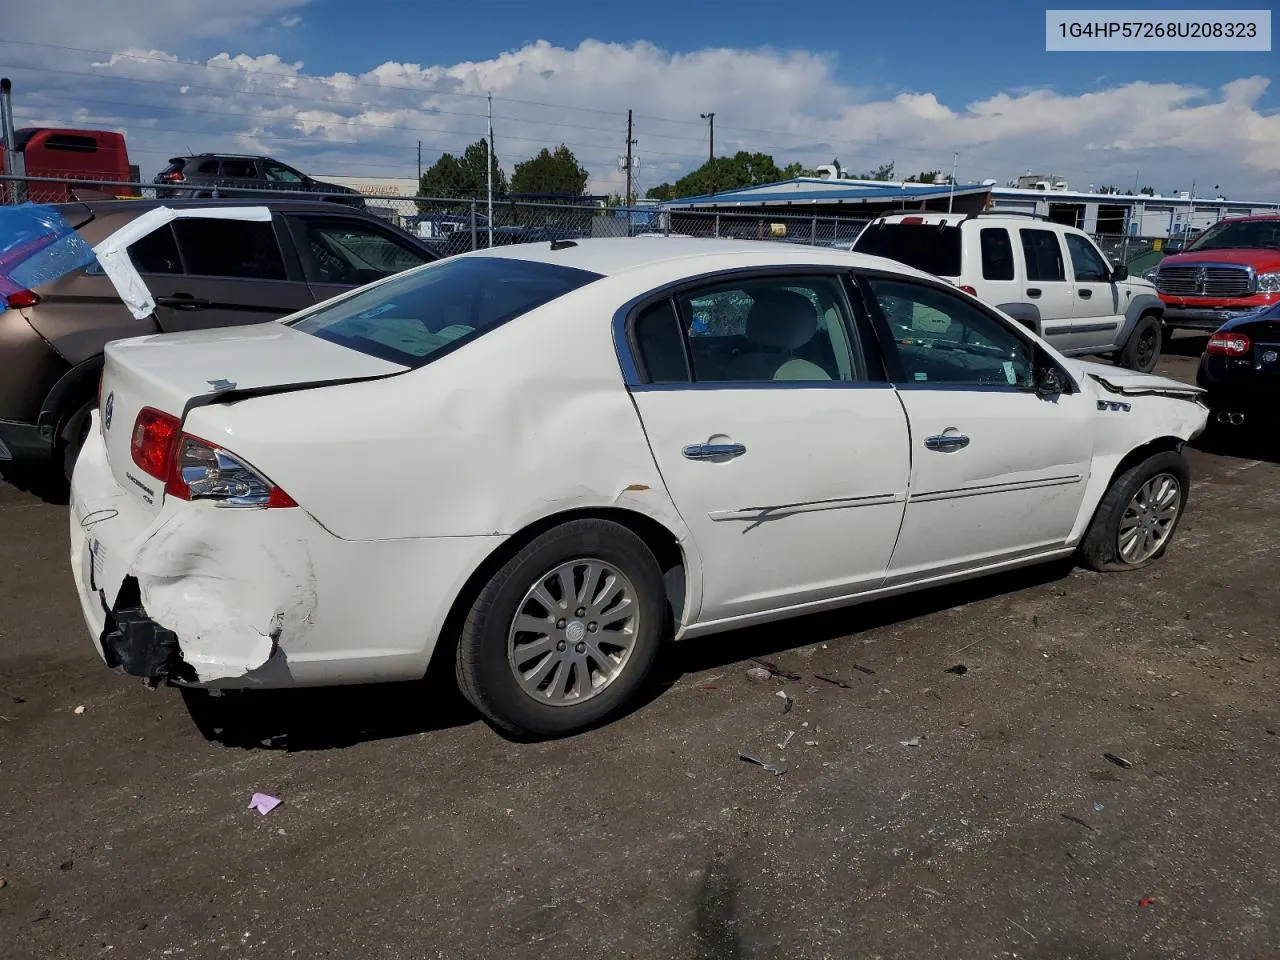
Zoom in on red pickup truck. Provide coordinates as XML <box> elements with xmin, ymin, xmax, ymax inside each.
<box><xmin>1148</xmin><ymin>215</ymin><xmax>1280</xmax><ymax>331</ymax></box>
<box><xmin>0</xmin><ymin>128</ymin><xmax>134</xmax><ymax>203</ymax></box>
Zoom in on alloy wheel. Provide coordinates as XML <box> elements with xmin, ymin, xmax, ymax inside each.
<box><xmin>1117</xmin><ymin>472</ymin><xmax>1181</xmax><ymax>563</ymax></box>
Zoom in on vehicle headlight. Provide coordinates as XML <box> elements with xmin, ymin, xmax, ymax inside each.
<box><xmin>1143</xmin><ymin>268</ymin><xmax>1159</xmax><ymax>282</ymax></box>
<box><xmin>1258</xmin><ymin>272</ymin><xmax>1280</xmax><ymax>294</ymax></box>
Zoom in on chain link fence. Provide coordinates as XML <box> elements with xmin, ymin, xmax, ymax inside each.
<box><xmin>1</xmin><ymin>172</ymin><xmax>1174</xmax><ymax>269</ymax></box>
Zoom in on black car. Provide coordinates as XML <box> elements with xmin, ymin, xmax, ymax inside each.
<box><xmin>1196</xmin><ymin>302</ymin><xmax>1280</xmax><ymax>429</ymax></box>
<box><xmin>154</xmin><ymin>154</ymin><xmax>365</xmax><ymax>208</ymax></box>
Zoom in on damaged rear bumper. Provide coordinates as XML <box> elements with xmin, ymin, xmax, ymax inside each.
<box><xmin>70</xmin><ymin>417</ymin><xmax>505</xmax><ymax>689</ymax></box>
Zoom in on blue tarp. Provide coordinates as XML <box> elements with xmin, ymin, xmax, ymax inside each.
<box><xmin>0</xmin><ymin>203</ymin><xmax>96</xmax><ymax>311</ymax></box>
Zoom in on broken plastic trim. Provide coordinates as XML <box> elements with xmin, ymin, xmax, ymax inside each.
<box><xmin>99</xmin><ymin>579</ymin><xmax>197</xmax><ymax>684</ymax></box>
<box><xmin>1088</xmin><ymin>373</ymin><xmax>1204</xmax><ymax>402</ymax></box>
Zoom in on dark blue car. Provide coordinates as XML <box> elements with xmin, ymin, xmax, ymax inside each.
<box><xmin>1196</xmin><ymin>301</ymin><xmax>1280</xmax><ymax>428</ymax></box>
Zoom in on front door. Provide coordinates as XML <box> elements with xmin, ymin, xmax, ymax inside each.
<box><xmin>625</xmin><ymin>272</ymin><xmax>911</xmax><ymax>625</ymax></box>
<box><xmin>1017</xmin><ymin>226</ymin><xmax>1076</xmax><ymax>348</ymax></box>
<box><xmin>860</xmin><ymin>274</ymin><xmax>1093</xmax><ymax>581</ymax></box>
<box><xmin>1063</xmin><ymin>231</ymin><xmax>1124</xmax><ymax>350</ymax></box>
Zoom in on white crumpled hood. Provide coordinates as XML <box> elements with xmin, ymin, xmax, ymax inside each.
<box><xmin>1068</xmin><ymin>359</ymin><xmax>1204</xmax><ymax>398</ymax></box>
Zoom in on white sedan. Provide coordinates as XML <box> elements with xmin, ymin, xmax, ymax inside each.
<box><xmin>70</xmin><ymin>238</ymin><xmax>1208</xmax><ymax>737</ymax></box>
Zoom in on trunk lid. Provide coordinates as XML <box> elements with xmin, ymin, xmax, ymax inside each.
<box><xmin>99</xmin><ymin>321</ymin><xmax>407</xmax><ymax>513</ymax></box>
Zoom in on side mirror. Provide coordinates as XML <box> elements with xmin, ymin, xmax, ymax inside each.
<box><xmin>1111</xmin><ymin>263</ymin><xmax>1129</xmax><ymax>281</ymax></box>
<box><xmin>1034</xmin><ymin>364</ymin><xmax>1067</xmax><ymax>398</ymax></box>
<box><xmin>1163</xmin><ymin>241</ymin><xmax>1183</xmax><ymax>254</ymax></box>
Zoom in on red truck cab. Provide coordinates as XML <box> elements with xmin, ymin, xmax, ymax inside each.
<box><xmin>1149</xmin><ymin>215</ymin><xmax>1280</xmax><ymax>331</ymax></box>
<box><xmin>0</xmin><ymin>128</ymin><xmax>134</xmax><ymax>203</ymax></box>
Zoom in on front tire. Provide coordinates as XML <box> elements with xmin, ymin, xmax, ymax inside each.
<box><xmin>1118</xmin><ymin>313</ymin><xmax>1162</xmax><ymax>373</ymax></box>
<box><xmin>1079</xmin><ymin>451</ymin><xmax>1189</xmax><ymax>572</ymax></box>
<box><xmin>455</xmin><ymin>519</ymin><xmax>667</xmax><ymax>738</ymax></box>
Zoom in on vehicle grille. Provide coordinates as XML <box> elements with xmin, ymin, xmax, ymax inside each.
<box><xmin>1155</xmin><ymin>265</ymin><xmax>1254</xmax><ymax>297</ymax></box>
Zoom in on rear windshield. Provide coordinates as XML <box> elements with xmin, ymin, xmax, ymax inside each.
<box><xmin>853</xmin><ymin>222</ymin><xmax>963</xmax><ymax>277</ymax></box>
<box><xmin>160</xmin><ymin>159</ymin><xmax>187</xmax><ymax>175</ymax></box>
<box><xmin>289</xmin><ymin>256</ymin><xmax>601</xmax><ymax>368</ymax></box>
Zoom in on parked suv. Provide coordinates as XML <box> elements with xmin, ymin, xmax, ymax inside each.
<box><xmin>1146</xmin><ymin>215</ymin><xmax>1280</xmax><ymax>331</ymax></box>
<box><xmin>852</xmin><ymin>212</ymin><xmax>1166</xmax><ymax>372</ymax></box>
<box><xmin>0</xmin><ymin>198</ymin><xmax>437</xmax><ymax>479</ymax></box>
<box><xmin>154</xmin><ymin>154</ymin><xmax>365</xmax><ymax>208</ymax></box>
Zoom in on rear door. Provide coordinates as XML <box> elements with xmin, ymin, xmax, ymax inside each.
<box><xmin>285</xmin><ymin>214</ymin><xmax>435</xmax><ymax>302</ymax></box>
<box><xmin>1063</xmin><ymin>231</ymin><xmax>1123</xmax><ymax>350</ymax></box>
<box><xmin>1017</xmin><ymin>227</ymin><xmax>1076</xmax><ymax>347</ymax></box>
<box><xmin>216</xmin><ymin>158</ymin><xmax>260</xmax><ymax>198</ymax></box>
<box><xmin>146</xmin><ymin>216</ymin><xmax>313</xmax><ymax>331</ymax></box>
<box><xmin>625</xmin><ymin>270</ymin><xmax>911</xmax><ymax>625</ymax></box>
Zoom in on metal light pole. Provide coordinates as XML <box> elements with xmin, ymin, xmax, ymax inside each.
<box><xmin>486</xmin><ymin>93</ymin><xmax>494</xmax><ymax>248</ymax></box>
<box><xmin>701</xmin><ymin>111</ymin><xmax>715</xmax><ymax>195</ymax></box>
<box><xmin>624</xmin><ymin>109</ymin><xmax>636</xmax><ymax>208</ymax></box>
<box><xmin>0</xmin><ymin>77</ymin><xmax>26</xmax><ymax>203</ymax></box>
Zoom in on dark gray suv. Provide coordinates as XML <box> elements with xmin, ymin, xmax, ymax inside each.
<box><xmin>0</xmin><ymin>198</ymin><xmax>437</xmax><ymax>480</ymax></box>
<box><xmin>153</xmin><ymin>154</ymin><xmax>365</xmax><ymax>208</ymax></box>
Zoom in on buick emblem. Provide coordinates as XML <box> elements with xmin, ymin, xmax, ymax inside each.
<box><xmin>103</xmin><ymin>392</ymin><xmax>114</xmax><ymax>431</ymax></box>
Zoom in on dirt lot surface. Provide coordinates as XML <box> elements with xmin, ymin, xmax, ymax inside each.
<box><xmin>3</xmin><ymin>339</ymin><xmax>1279</xmax><ymax>960</ymax></box>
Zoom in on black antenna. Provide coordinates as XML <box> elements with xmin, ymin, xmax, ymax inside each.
<box><xmin>550</xmin><ymin>239</ymin><xmax>578</xmax><ymax>251</ymax></box>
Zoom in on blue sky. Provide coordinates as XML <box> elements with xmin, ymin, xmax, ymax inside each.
<box><xmin>4</xmin><ymin>0</ymin><xmax>1278</xmax><ymax>196</ymax></box>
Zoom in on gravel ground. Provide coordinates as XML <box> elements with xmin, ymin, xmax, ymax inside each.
<box><xmin>2</xmin><ymin>340</ymin><xmax>1278</xmax><ymax>960</ymax></box>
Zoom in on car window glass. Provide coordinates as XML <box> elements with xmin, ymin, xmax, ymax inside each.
<box><xmin>1020</xmin><ymin>229</ymin><xmax>1066</xmax><ymax>282</ymax></box>
<box><xmin>296</xmin><ymin>220</ymin><xmax>429</xmax><ymax>285</ymax></box>
<box><xmin>219</xmin><ymin>159</ymin><xmax>256</xmax><ymax>178</ymax></box>
<box><xmin>633</xmin><ymin>299</ymin><xmax>689</xmax><ymax>383</ymax></box>
<box><xmin>869</xmin><ymin>277</ymin><xmax>1033</xmax><ymax>388</ymax></box>
<box><xmin>675</xmin><ymin>275</ymin><xmax>859</xmax><ymax>383</ymax></box>
<box><xmin>172</xmin><ymin>219</ymin><xmax>286</xmax><ymax>280</ymax></box>
<box><xmin>196</xmin><ymin>160</ymin><xmax>219</xmax><ymax>175</ymax></box>
<box><xmin>290</xmin><ymin>256</ymin><xmax>600</xmax><ymax>369</ymax></box>
<box><xmin>263</xmin><ymin>162</ymin><xmax>303</xmax><ymax>183</ymax></box>
<box><xmin>127</xmin><ymin>224</ymin><xmax>183</xmax><ymax>275</ymax></box>
<box><xmin>980</xmin><ymin>227</ymin><xmax>1015</xmax><ymax>281</ymax></box>
<box><xmin>1064</xmin><ymin>233</ymin><xmax>1111</xmax><ymax>282</ymax></box>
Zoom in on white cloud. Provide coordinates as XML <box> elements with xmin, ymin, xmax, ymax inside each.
<box><xmin>280</xmin><ymin>13</ymin><xmax>302</xmax><ymax>28</ymax></box>
<box><xmin>7</xmin><ymin>32</ymin><xmax>1280</xmax><ymax>199</ymax></box>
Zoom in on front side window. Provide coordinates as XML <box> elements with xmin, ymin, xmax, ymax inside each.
<box><xmin>290</xmin><ymin>256</ymin><xmax>600</xmax><ymax>369</ymax></box>
<box><xmin>1020</xmin><ymin>229</ymin><xmax>1066</xmax><ymax>282</ymax></box>
<box><xmin>980</xmin><ymin>228</ymin><xmax>1015</xmax><ymax>281</ymax></box>
<box><xmin>1064</xmin><ymin>233</ymin><xmax>1111</xmax><ymax>282</ymax></box>
<box><xmin>672</xmin><ymin>275</ymin><xmax>861</xmax><ymax>383</ymax></box>
<box><xmin>295</xmin><ymin>219</ymin><xmax>430</xmax><ymax>285</ymax></box>
<box><xmin>262</xmin><ymin>161</ymin><xmax>304</xmax><ymax>184</ymax></box>
<box><xmin>172</xmin><ymin>220</ymin><xmax>286</xmax><ymax>280</ymax></box>
<box><xmin>869</xmin><ymin>277</ymin><xmax>1033</xmax><ymax>388</ymax></box>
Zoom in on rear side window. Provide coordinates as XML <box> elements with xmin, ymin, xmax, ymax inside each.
<box><xmin>128</xmin><ymin>225</ymin><xmax>183</xmax><ymax>275</ymax></box>
<box><xmin>172</xmin><ymin>220</ymin><xmax>286</xmax><ymax>280</ymax></box>
<box><xmin>219</xmin><ymin>159</ymin><xmax>257</xmax><ymax>178</ymax></box>
<box><xmin>852</xmin><ymin>222</ymin><xmax>962</xmax><ymax>277</ymax></box>
<box><xmin>195</xmin><ymin>159</ymin><xmax>219</xmax><ymax>175</ymax></box>
<box><xmin>1020</xmin><ymin>229</ymin><xmax>1066</xmax><ymax>282</ymax></box>
<box><xmin>632</xmin><ymin>299</ymin><xmax>689</xmax><ymax>383</ymax></box>
<box><xmin>290</xmin><ymin>256</ymin><xmax>601</xmax><ymax>369</ymax></box>
<box><xmin>979</xmin><ymin>228</ymin><xmax>1015</xmax><ymax>281</ymax></box>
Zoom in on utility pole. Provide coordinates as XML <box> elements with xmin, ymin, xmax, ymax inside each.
<box><xmin>417</xmin><ymin>141</ymin><xmax>422</xmax><ymax>180</ymax></box>
<box><xmin>948</xmin><ymin>152</ymin><xmax>958</xmax><ymax>213</ymax></box>
<box><xmin>624</xmin><ymin>109</ymin><xmax>637</xmax><ymax>207</ymax></box>
<box><xmin>0</xmin><ymin>78</ymin><xmax>25</xmax><ymax>204</ymax></box>
<box><xmin>486</xmin><ymin>93</ymin><xmax>494</xmax><ymax>248</ymax></box>
<box><xmin>700</xmin><ymin>111</ymin><xmax>715</xmax><ymax>195</ymax></box>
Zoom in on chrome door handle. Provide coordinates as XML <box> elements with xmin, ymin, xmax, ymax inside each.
<box><xmin>682</xmin><ymin>442</ymin><xmax>747</xmax><ymax>460</ymax></box>
<box><xmin>924</xmin><ymin>434</ymin><xmax>970</xmax><ymax>452</ymax></box>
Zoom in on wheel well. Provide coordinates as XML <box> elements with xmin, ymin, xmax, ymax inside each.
<box><xmin>427</xmin><ymin>508</ymin><xmax>688</xmax><ymax>680</ymax></box>
<box><xmin>1107</xmin><ymin>436</ymin><xmax>1184</xmax><ymax>492</ymax></box>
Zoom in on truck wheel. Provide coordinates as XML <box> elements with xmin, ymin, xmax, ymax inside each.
<box><xmin>1119</xmin><ymin>313</ymin><xmax>1162</xmax><ymax>373</ymax></box>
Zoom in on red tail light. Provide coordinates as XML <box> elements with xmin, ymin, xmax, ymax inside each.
<box><xmin>4</xmin><ymin>289</ymin><xmax>40</xmax><ymax>309</ymax></box>
<box><xmin>959</xmin><ymin>285</ymin><xmax>978</xmax><ymax>296</ymax></box>
<box><xmin>159</xmin><ymin>171</ymin><xmax>185</xmax><ymax>182</ymax></box>
<box><xmin>1206</xmin><ymin>332</ymin><xmax>1251</xmax><ymax>357</ymax></box>
<box><xmin>900</xmin><ymin>216</ymin><xmax>924</xmax><ymax>224</ymax></box>
<box><xmin>130</xmin><ymin>407</ymin><xmax>182</xmax><ymax>480</ymax></box>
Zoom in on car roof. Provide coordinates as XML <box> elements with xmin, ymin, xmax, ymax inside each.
<box><xmin>173</xmin><ymin>153</ymin><xmax>272</xmax><ymax>161</ymax></box>
<box><xmin>53</xmin><ymin>197</ymin><xmax>359</xmax><ymax>217</ymax></box>
<box><xmin>454</xmin><ymin>236</ymin><xmax>930</xmax><ymax>279</ymax></box>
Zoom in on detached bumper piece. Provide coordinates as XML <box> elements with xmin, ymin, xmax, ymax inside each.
<box><xmin>101</xmin><ymin>606</ymin><xmax>196</xmax><ymax>684</ymax></box>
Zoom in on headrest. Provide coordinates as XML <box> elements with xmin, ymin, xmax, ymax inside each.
<box><xmin>744</xmin><ymin>289</ymin><xmax>818</xmax><ymax>349</ymax></box>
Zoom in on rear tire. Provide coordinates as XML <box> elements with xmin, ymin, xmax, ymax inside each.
<box><xmin>59</xmin><ymin>398</ymin><xmax>94</xmax><ymax>483</ymax></box>
<box><xmin>455</xmin><ymin>519</ymin><xmax>666</xmax><ymax>739</ymax></box>
<box><xmin>1079</xmin><ymin>451</ymin><xmax>1189</xmax><ymax>572</ymax></box>
<box><xmin>1118</xmin><ymin>313</ymin><xmax>1162</xmax><ymax>373</ymax></box>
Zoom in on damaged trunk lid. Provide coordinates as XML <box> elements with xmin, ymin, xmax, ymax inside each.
<box><xmin>100</xmin><ymin>321</ymin><xmax>407</xmax><ymax>512</ymax></box>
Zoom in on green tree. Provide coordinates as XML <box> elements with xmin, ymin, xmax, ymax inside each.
<box><xmin>416</xmin><ymin>139</ymin><xmax>505</xmax><ymax>211</ymax></box>
<box><xmin>1097</xmin><ymin>185</ymin><xmax>1122</xmax><ymax>194</ymax></box>
<box><xmin>510</xmin><ymin>144</ymin><xmax>590</xmax><ymax>197</ymax></box>
<box><xmin>646</xmin><ymin>182</ymin><xmax>677</xmax><ymax>201</ymax></box>
<box><xmin>857</xmin><ymin>161</ymin><xmax>896</xmax><ymax>181</ymax></box>
<box><xmin>658</xmin><ymin>151</ymin><xmax>784</xmax><ymax>198</ymax></box>
<box><xmin>906</xmin><ymin>170</ymin><xmax>942</xmax><ymax>183</ymax></box>
<box><xmin>1140</xmin><ymin>186</ymin><xmax>1155</xmax><ymax>196</ymax></box>
<box><xmin>780</xmin><ymin>161</ymin><xmax>818</xmax><ymax>179</ymax></box>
